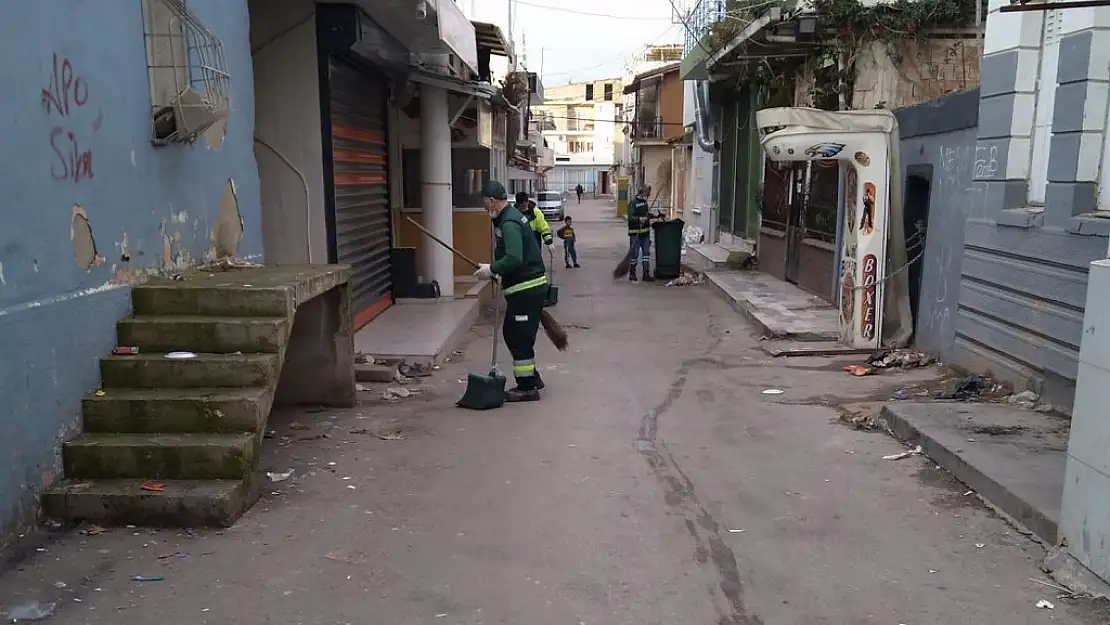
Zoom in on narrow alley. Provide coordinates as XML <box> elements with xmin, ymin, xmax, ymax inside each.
<box><xmin>0</xmin><ymin>200</ymin><xmax>1098</xmax><ymax>624</ymax></box>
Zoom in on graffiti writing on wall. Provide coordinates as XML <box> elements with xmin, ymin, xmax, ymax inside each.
<box><xmin>42</xmin><ymin>53</ymin><xmax>96</xmax><ymax>183</ymax></box>
<box><xmin>861</xmin><ymin>253</ymin><xmax>878</xmax><ymax>341</ymax></box>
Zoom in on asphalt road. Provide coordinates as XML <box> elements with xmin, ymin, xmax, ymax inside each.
<box><xmin>0</xmin><ymin>198</ymin><xmax>1098</xmax><ymax>624</ymax></box>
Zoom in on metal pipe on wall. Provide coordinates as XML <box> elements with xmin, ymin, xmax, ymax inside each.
<box><xmin>420</xmin><ymin>84</ymin><xmax>454</xmax><ymax>294</ymax></box>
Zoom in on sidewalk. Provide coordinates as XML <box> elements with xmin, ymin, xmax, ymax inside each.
<box><xmin>704</xmin><ymin>269</ymin><xmax>839</xmax><ymax>341</ymax></box>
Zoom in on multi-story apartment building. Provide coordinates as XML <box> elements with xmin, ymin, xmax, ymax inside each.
<box><xmin>532</xmin><ymin>78</ymin><xmax>622</xmax><ymax>195</ymax></box>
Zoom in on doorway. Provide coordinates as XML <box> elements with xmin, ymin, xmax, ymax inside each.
<box><xmin>903</xmin><ymin>165</ymin><xmax>932</xmax><ymax>333</ymax></box>
<box><xmin>599</xmin><ymin>170</ymin><xmax>609</xmax><ymax>195</ymax></box>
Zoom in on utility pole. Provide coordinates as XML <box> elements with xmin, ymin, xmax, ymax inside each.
<box><xmin>508</xmin><ymin>0</ymin><xmax>516</xmax><ymax>71</ymax></box>
<box><xmin>521</xmin><ymin>32</ymin><xmax>528</xmax><ymax>70</ymax></box>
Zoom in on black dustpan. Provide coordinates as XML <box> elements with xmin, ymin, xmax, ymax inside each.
<box><xmin>457</xmin><ymin>282</ymin><xmax>506</xmax><ymax>410</ymax></box>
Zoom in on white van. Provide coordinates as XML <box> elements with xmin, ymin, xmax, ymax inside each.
<box><xmin>535</xmin><ymin>191</ymin><xmax>565</xmax><ymax>222</ymax></box>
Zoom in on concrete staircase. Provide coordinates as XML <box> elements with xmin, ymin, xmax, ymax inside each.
<box><xmin>42</xmin><ymin>277</ymin><xmax>308</xmax><ymax>528</ymax></box>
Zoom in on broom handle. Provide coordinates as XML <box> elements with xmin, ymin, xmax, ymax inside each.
<box><xmin>404</xmin><ymin>216</ymin><xmax>481</xmax><ymax>269</ymax></box>
<box><xmin>490</xmin><ymin>222</ymin><xmax>500</xmax><ymax>369</ymax></box>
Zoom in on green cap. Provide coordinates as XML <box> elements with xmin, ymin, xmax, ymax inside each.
<box><xmin>481</xmin><ymin>180</ymin><xmax>508</xmax><ymax>200</ymax></box>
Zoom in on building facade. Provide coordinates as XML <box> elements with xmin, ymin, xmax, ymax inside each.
<box><xmin>624</xmin><ymin>63</ymin><xmax>685</xmax><ymax>212</ymax></box>
<box><xmin>533</xmin><ymin>78</ymin><xmax>622</xmax><ymax>195</ymax></box>
<box><xmin>0</xmin><ymin>0</ymin><xmax>263</xmax><ymax>547</ymax></box>
<box><xmin>1</xmin><ymin>0</ymin><xmax>523</xmax><ymax>548</ymax></box>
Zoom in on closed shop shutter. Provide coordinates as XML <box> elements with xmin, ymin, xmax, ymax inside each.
<box><xmin>327</xmin><ymin>57</ymin><xmax>393</xmax><ymax>329</ymax></box>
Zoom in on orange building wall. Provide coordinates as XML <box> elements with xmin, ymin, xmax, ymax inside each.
<box><xmin>395</xmin><ymin>210</ymin><xmax>493</xmax><ymax>278</ymax></box>
<box><xmin>659</xmin><ymin>71</ymin><xmax>684</xmax><ymax>142</ymax></box>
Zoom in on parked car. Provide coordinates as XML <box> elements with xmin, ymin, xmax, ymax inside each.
<box><xmin>535</xmin><ymin>191</ymin><xmax>565</xmax><ymax>222</ymax></box>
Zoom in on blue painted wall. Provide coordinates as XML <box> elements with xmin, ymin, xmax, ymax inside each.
<box><xmin>897</xmin><ymin>89</ymin><xmax>1108</xmax><ymax>410</ymax></box>
<box><xmin>896</xmin><ymin>90</ymin><xmax>980</xmax><ymax>362</ymax></box>
<box><xmin>0</xmin><ymin>0</ymin><xmax>262</xmax><ymax>547</ymax></box>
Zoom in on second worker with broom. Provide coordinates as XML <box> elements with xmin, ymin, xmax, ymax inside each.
<box><xmin>474</xmin><ymin>181</ymin><xmax>549</xmax><ymax>402</ymax></box>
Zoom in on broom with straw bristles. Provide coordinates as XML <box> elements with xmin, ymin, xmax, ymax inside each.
<box><xmin>405</xmin><ymin>216</ymin><xmax>569</xmax><ymax>351</ymax></box>
<box><xmin>612</xmin><ymin>190</ymin><xmax>663</xmax><ymax>279</ymax></box>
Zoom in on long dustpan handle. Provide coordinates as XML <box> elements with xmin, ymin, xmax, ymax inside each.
<box><xmin>490</xmin><ymin>222</ymin><xmax>499</xmax><ymax>370</ymax></box>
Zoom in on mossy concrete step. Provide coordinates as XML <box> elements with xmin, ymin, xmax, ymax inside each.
<box><xmin>131</xmin><ymin>285</ymin><xmax>292</xmax><ymax>317</ymax></box>
<box><xmin>83</xmin><ymin>387</ymin><xmax>270</xmax><ymax>434</ymax></box>
<box><xmin>42</xmin><ymin>478</ymin><xmax>253</xmax><ymax>528</ymax></box>
<box><xmin>117</xmin><ymin>316</ymin><xmax>288</xmax><ymax>353</ymax></box>
<box><xmin>63</xmin><ymin>433</ymin><xmax>256</xmax><ymax>480</ymax></box>
<box><xmin>100</xmin><ymin>353</ymin><xmax>279</xmax><ymax>389</ymax></box>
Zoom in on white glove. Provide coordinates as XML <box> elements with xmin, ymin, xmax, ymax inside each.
<box><xmin>547</xmin><ymin>244</ymin><xmax>557</xmax><ymax>255</ymax></box>
<box><xmin>473</xmin><ymin>263</ymin><xmax>493</xmax><ymax>280</ymax></box>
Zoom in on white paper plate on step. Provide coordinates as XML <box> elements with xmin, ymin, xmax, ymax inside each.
<box><xmin>165</xmin><ymin>351</ymin><xmax>198</xmax><ymax>360</ymax></box>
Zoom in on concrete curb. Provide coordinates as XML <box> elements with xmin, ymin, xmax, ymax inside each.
<box><xmin>877</xmin><ymin>403</ymin><xmax>1059</xmax><ymax>543</ymax></box>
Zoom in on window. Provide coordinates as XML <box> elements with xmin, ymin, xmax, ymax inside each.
<box><xmin>141</xmin><ymin>0</ymin><xmax>230</xmax><ymax>143</ymax></box>
<box><xmin>604</xmin><ymin>83</ymin><xmax>613</xmax><ymax>101</ymax></box>
<box><xmin>585</xmin><ymin>84</ymin><xmax>594</xmax><ymax>101</ymax></box>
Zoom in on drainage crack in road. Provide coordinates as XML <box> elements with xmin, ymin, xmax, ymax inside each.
<box><xmin>635</xmin><ymin>317</ymin><xmax>762</xmax><ymax>625</ymax></box>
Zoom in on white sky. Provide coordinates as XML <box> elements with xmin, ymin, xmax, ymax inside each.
<box><xmin>470</xmin><ymin>0</ymin><xmax>685</xmax><ymax>85</ymax></box>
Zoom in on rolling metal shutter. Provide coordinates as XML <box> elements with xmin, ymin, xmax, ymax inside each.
<box><xmin>327</xmin><ymin>58</ymin><xmax>393</xmax><ymax>329</ymax></box>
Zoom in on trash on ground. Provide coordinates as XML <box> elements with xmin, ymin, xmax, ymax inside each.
<box><xmin>761</xmin><ymin>388</ymin><xmax>784</xmax><ymax>395</ymax></box>
<box><xmin>130</xmin><ymin>575</ymin><xmax>164</xmax><ymax>582</ymax></box>
<box><xmin>665</xmin><ymin>271</ymin><xmax>703</xmax><ymax>287</ymax></box>
<box><xmin>112</xmin><ymin>346</ymin><xmax>139</xmax><ymax>355</ymax></box>
<box><xmin>727</xmin><ymin>529</ymin><xmax>745</xmax><ymax>533</ymax></box>
<box><xmin>866</xmin><ymin>349</ymin><xmax>935</xmax><ymax>369</ymax></box>
<box><xmin>383</xmin><ymin>387</ymin><xmax>414</xmax><ymax>401</ymax></box>
<box><xmin>1036</xmin><ymin>599</ymin><xmax>1055</xmax><ymax>609</ymax></box>
<box><xmin>288</xmin><ymin>422</ymin><xmax>310</xmax><ymax>431</ymax></box>
<box><xmin>139</xmin><ymin>481</ymin><xmax>166</xmax><ymax>492</ymax></box>
<box><xmin>882</xmin><ymin>445</ymin><xmax>922</xmax><ymax>461</ymax></box>
<box><xmin>893</xmin><ymin>390</ymin><xmax>909</xmax><ymax>400</ymax></box>
<box><xmin>1007</xmin><ymin>389</ymin><xmax>1039</xmax><ymax>406</ymax></box>
<box><xmin>355</xmin><ymin>383</ymin><xmax>369</xmax><ymax>392</ymax></box>
<box><xmin>399</xmin><ymin>362</ymin><xmax>434</xmax><ymax>378</ymax></box>
<box><xmin>843</xmin><ymin>364</ymin><xmax>874</xmax><ymax>377</ymax></box>
<box><xmin>375</xmin><ymin>431</ymin><xmax>405</xmax><ymax>441</ymax></box>
<box><xmin>94</xmin><ymin>390</ymin><xmax>106</xmax><ymax>397</ymax></box>
<box><xmin>80</xmin><ymin>524</ymin><xmax>106</xmax><ymax>536</ymax></box>
<box><xmin>5</xmin><ymin>600</ymin><xmax>57</xmax><ymax>621</ymax></box>
<box><xmin>354</xmin><ymin>352</ymin><xmax>373</xmax><ymax>365</ymax></box>
<box><xmin>164</xmin><ymin>351</ymin><xmax>197</xmax><ymax>360</ymax></box>
<box><xmin>266</xmin><ymin>470</ymin><xmax>294</xmax><ymax>482</ymax></box>
<box><xmin>935</xmin><ymin>374</ymin><xmax>1000</xmax><ymax>401</ymax></box>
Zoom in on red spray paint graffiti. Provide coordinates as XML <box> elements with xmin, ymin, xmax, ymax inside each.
<box><xmin>42</xmin><ymin>53</ymin><xmax>94</xmax><ymax>183</ymax></box>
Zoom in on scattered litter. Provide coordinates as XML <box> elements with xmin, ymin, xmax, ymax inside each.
<box><xmin>842</xmin><ymin>364</ymin><xmax>874</xmax><ymax>377</ymax></box>
<box><xmin>354</xmin><ymin>352</ymin><xmax>372</xmax><ymax>365</ymax></box>
<box><xmin>94</xmin><ymin>390</ymin><xmax>106</xmax><ymax>397</ymax></box>
<box><xmin>80</xmin><ymin>525</ymin><xmax>106</xmax><ymax>536</ymax></box>
<box><xmin>346</xmin><ymin>485</ymin><xmax>357</xmax><ymax>490</ymax></box>
<box><xmin>198</xmin><ymin>257</ymin><xmax>262</xmax><ymax>272</ymax></box>
<box><xmin>165</xmin><ymin>351</ymin><xmax>197</xmax><ymax>360</ymax></box>
<box><xmin>435</xmin><ymin>614</ymin><xmax>447</xmax><ymax>618</ymax></box>
<box><xmin>399</xmin><ymin>363</ymin><xmax>433</xmax><ymax>378</ymax></box>
<box><xmin>665</xmin><ymin>271</ymin><xmax>703</xmax><ymax>287</ymax></box>
<box><xmin>264</xmin><ymin>429</ymin><xmax>276</xmax><ymax>439</ymax></box>
<box><xmin>375</xmin><ymin>431</ymin><xmax>405</xmax><ymax>441</ymax></box>
<box><xmin>893</xmin><ymin>390</ymin><xmax>909</xmax><ymax>400</ymax></box>
<box><xmin>325</xmin><ymin>549</ymin><xmax>368</xmax><ymax>564</ymax></box>
<box><xmin>963</xmin><ymin>490</ymin><xmax>974</xmax><ymax>496</ymax></box>
<box><xmin>882</xmin><ymin>445</ymin><xmax>922</xmax><ymax>461</ymax></box>
<box><xmin>5</xmin><ymin>601</ymin><xmax>57</xmax><ymax>621</ymax></box>
<box><xmin>727</xmin><ymin>529</ymin><xmax>745</xmax><ymax>533</ymax></box>
<box><xmin>355</xmin><ymin>383</ymin><xmax>369</xmax><ymax>392</ymax></box>
<box><xmin>1035</xmin><ymin>599</ymin><xmax>1055</xmax><ymax>610</ymax></box>
<box><xmin>975</xmin><ymin>543</ymin><xmax>985</xmax><ymax>548</ymax></box>
<box><xmin>761</xmin><ymin>389</ymin><xmax>784</xmax><ymax>395</ymax></box>
<box><xmin>140</xmin><ymin>481</ymin><xmax>166</xmax><ymax>493</ymax></box>
<box><xmin>383</xmin><ymin>387</ymin><xmax>414</xmax><ymax>401</ymax></box>
<box><xmin>52</xmin><ymin>581</ymin><xmax>66</xmax><ymax>589</ymax></box>
<box><xmin>130</xmin><ymin>575</ymin><xmax>164</xmax><ymax>582</ymax></box>
<box><xmin>936</xmin><ymin>374</ymin><xmax>1002</xmax><ymax>401</ymax></box>
<box><xmin>157</xmin><ymin>552</ymin><xmax>187</xmax><ymax>560</ymax></box>
<box><xmin>866</xmin><ymin>349</ymin><xmax>935</xmax><ymax>370</ymax></box>
<box><xmin>1008</xmin><ymin>389</ymin><xmax>1040</xmax><ymax>407</ymax></box>
<box><xmin>288</xmin><ymin>422</ymin><xmax>310</xmax><ymax>431</ymax></box>
<box><xmin>267</xmin><ymin>470</ymin><xmax>294</xmax><ymax>483</ymax></box>
<box><xmin>1030</xmin><ymin>577</ymin><xmax>1074</xmax><ymax>595</ymax></box>
<box><xmin>112</xmin><ymin>346</ymin><xmax>139</xmax><ymax>356</ymax></box>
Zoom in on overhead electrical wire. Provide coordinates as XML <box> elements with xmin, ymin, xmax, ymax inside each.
<box><xmin>514</xmin><ymin>0</ymin><xmax>673</xmax><ymax>20</ymax></box>
<box><xmin>540</xmin><ymin>24</ymin><xmax>682</xmax><ymax>79</ymax></box>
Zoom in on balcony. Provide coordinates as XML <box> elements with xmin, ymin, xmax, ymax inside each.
<box><xmin>631</xmin><ymin>117</ymin><xmax>664</xmax><ymax>142</ymax></box>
